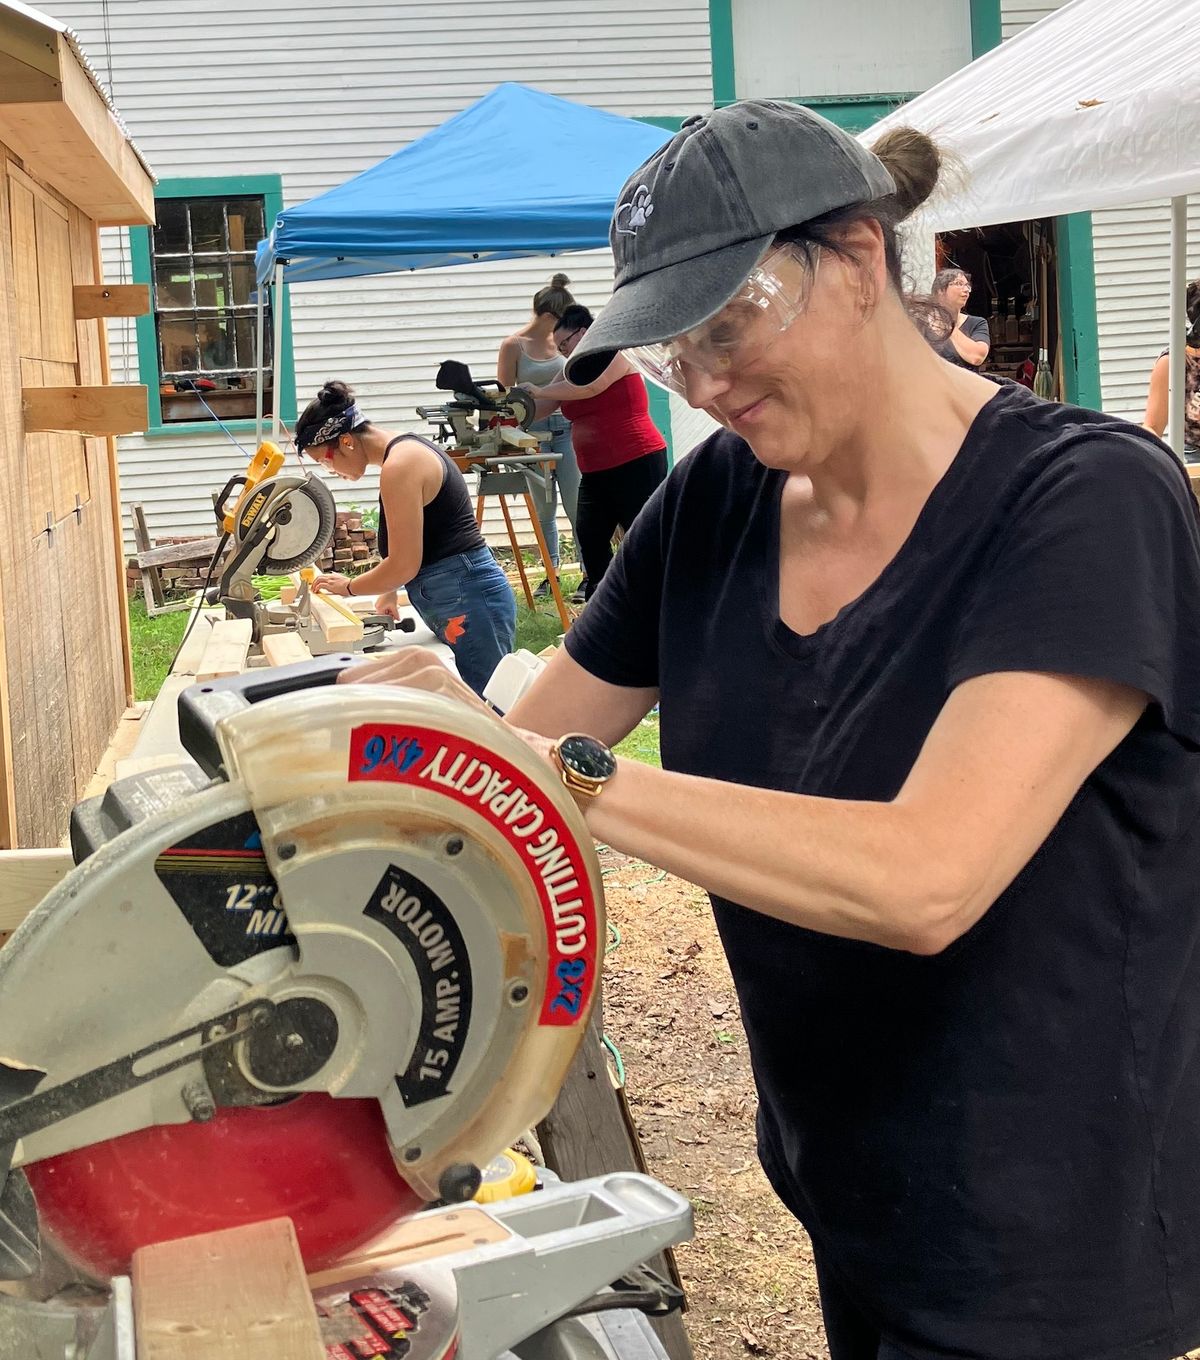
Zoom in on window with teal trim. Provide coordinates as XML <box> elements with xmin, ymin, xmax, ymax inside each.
<box><xmin>131</xmin><ymin>176</ymin><xmax>296</xmax><ymax>437</ymax></box>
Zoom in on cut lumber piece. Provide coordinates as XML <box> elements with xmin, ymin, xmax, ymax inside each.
<box><xmin>22</xmin><ymin>384</ymin><xmax>148</xmax><ymax>436</ymax></box>
<box><xmin>170</xmin><ymin>615</ymin><xmax>213</xmax><ymax>677</ymax></box>
<box><xmin>195</xmin><ymin>618</ymin><xmax>253</xmax><ymax>682</ymax></box>
<box><xmin>72</xmin><ymin>283</ymin><xmax>149</xmax><ymax>319</ymax></box>
<box><xmin>261</xmin><ymin>632</ymin><xmax>312</xmax><ymax>668</ymax></box>
<box><xmin>278</xmin><ymin>572</ymin><xmax>303</xmax><ymax>605</ymax></box>
<box><xmin>310</xmin><ymin>591</ymin><xmax>363</xmax><ymax>644</ymax></box>
<box><xmin>0</xmin><ymin>848</ymin><xmax>74</xmax><ymax>935</ymax></box>
<box><xmin>133</xmin><ymin>1217</ymin><xmax>323</xmax><ymax>1360</ymax></box>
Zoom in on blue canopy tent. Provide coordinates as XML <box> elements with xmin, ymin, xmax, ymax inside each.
<box><xmin>252</xmin><ymin>82</ymin><xmax>670</xmax><ymax>437</ymax></box>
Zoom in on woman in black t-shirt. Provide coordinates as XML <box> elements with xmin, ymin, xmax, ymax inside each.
<box><xmin>929</xmin><ymin>267</ymin><xmax>992</xmax><ymax>369</ymax></box>
<box><xmin>336</xmin><ymin>108</ymin><xmax>1200</xmax><ymax>1360</ymax></box>
<box><xmin>296</xmin><ymin>381</ymin><xmax>515</xmax><ymax>696</ymax></box>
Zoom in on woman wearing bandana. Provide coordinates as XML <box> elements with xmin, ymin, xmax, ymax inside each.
<box><xmin>298</xmin><ymin>381</ymin><xmax>516</xmax><ymax>696</ymax></box>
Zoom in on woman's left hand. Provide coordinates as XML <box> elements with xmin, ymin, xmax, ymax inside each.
<box><xmin>312</xmin><ymin>573</ymin><xmax>352</xmax><ymax>596</ymax></box>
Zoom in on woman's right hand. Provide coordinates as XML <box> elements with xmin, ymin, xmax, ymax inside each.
<box><xmin>374</xmin><ymin>590</ymin><xmax>400</xmax><ymax>620</ymax></box>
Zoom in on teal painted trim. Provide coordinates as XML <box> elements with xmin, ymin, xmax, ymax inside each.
<box><xmin>969</xmin><ymin>0</ymin><xmax>1002</xmax><ymax>56</ymax></box>
<box><xmin>792</xmin><ymin>94</ymin><xmax>917</xmax><ymax>132</ymax></box>
<box><xmin>131</xmin><ymin>173</ymin><xmax>295</xmax><ymax>435</ymax></box>
<box><xmin>647</xmin><ymin>385</ymin><xmax>674</xmax><ymax>467</ymax></box>
<box><xmin>708</xmin><ymin>0</ymin><xmax>736</xmax><ymax>105</ymax></box>
<box><xmin>1056</xmin><ymin>213</ymin><xmax>1102</xmax><ymax>410</ymax></box>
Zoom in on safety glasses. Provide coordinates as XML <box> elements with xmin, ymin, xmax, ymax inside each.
<box><xmin>625</xmin><ymin>245</ymin><xmax>821</xmax><ymax>396</ymax></box>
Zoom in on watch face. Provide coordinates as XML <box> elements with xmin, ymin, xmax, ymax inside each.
<box><xmin>559</xmin><ymin>734</ymin><xmax>617</xmax><ymax>782</ymax></box>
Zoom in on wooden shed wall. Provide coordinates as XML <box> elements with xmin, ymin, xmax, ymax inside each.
<box><xmin>0</xmin><ymin>141</ymin><xmax>128</xmax><ymax>847</ymax></box>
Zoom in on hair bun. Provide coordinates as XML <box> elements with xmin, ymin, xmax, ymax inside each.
<box><xmin>550</xmin><ymin>272</ymin><xmax>571</xmax><ymax>288</ymax></box>
<box><xmin>318</xmin><ymin>379</ymin><xmax>354</xmax><ymax>406</ymax></box>
<box><xmin>870</xmin><ymin>127</ymin><xmax>941</xmax><ymax>220</ymax></box>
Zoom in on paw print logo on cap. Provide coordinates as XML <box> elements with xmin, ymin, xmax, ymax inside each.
<box><xmin>615</xmin><ymin>185</ymin><xmax>655</xmax><ymax>236</ymax></box>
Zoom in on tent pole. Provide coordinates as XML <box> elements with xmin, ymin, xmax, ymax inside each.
<box><xmin>1169</xmin><ymin>196</ymin><xmax>1188</xmax><ymax>459</ymax></box>
<box><xmin>254</xmin><ymin>283</ymin><xmax>265</xmax><ymax>447</ymax></box>
<box><xmin>272</xmin><ymin>262</ymin><xmax>286</xmax><ymax>442</ymax></box>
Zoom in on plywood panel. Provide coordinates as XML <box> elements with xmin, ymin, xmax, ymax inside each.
<box><xmin>7</xmin><ymin>171</ymin><xmax>40</xmax><ymax>360</ymax></box>
<box><xmin>19</xmin><ymin>357</ymin><xmax>55</xmax><ymax>540</ymax></box>
<box><xmin>35</xmin><ymin>195</ymin><xmax>77</xmax><ymax>365</ymax></box>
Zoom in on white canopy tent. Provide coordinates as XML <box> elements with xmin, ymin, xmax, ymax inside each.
<box><xmin>865</xmin><ymin>0</ymin><xmax>1200</xmax><ymax>452</ymax></box>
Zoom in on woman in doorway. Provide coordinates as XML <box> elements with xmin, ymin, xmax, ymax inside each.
<box><xmin>298</xmin><ymin>381</ymin><xmax>515</xmax><ymax>696</ymax></box>
<box><xmin>497</xmin><ymin>274</ymin><xmax>582</xmax><ymax>599</ymax></box>
<box><xmin>524</xmin><ymin>304</ymin><xmax>667</xmax><ymax>601</ymax></box>
<box><xmin>929</xmin><ymin>267</ymin><xmax>991</xmax><ymax>369</ymax></box>
<box><xmin>1142</xmin><ymin>278</ymin><xmax>1200</xmax><ymax>458</ymax></box>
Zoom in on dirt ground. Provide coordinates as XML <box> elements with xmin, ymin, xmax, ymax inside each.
<box><xmin>598</xmin><ymin>845</ymin><xmax>830</xmax><ymax>1360</ymax></box>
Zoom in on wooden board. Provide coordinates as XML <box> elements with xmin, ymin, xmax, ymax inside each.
<box><xmin>135</xmin><ymin>535</ymin><xmax>223</xmax><ymax>569</ymax></box>
<box><xmin>0</xmin><ymin>847</ymin><xmax>73</xmax><ymax>934</ymax></box>
<box><xmin>171</xmin><ymin>615</ymin><xmax>213</xmax><ymax>677</ymax></box>
<box><xmin>34</xmin><ymin>193</ymin><xmax>75</xmax><ymax>364</ymax></box>
<box><xmin>8</xmin><ymin>169</ymin><xmax>40</xmax><ymax>360</ymax></box>
<box><xmin>310</xmin><ymin>591</ymin><xmax>363</xmax><ymax>644</ymax></box>
<box><xmin>261</xmin><ymin>632</ymin><xmax>312</xmax><ymax>668</ymax></box>
<box><xmin>133</xmin><ymin>1217</ymin><xmax>324</xmax><ymax>1360</ymax></box>
<box><xmin>196</xmin><ymin>618</ymin><xmax>253</xmax><ymax>682</ymax></box>
<box><xmin>22</xmin><ymin>383</ymin><xmax>148</xmax><ymax>436</ymax></box>
<box><xmin>72</xmin><ymin>283</ymin><xmax>149</xmax><ymax>319</ymax></box>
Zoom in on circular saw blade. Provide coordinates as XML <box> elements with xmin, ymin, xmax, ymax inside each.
<box><xmin>259</xmin><ymin>475</ymin><xmax>337</xmax><ymax>573</ymax></box>
<box><xmin>505</xmin><ymin>385</ymin><xmax>537</xmax><ymax>430</ymax></box>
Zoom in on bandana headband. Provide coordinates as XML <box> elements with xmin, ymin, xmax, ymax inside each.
<box><xmin>299</xmin><ymin>401</ymin><xmax>364</xmax><ymax>452</ymax></box>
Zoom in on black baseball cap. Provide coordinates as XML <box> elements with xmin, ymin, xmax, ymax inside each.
<box><xmin>565</xmin><ymin>100</ymin><xmax>895</xmax><ymax>385</ymax></box>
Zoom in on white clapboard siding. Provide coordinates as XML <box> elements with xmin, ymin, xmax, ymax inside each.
<box><xmin>1000</xmin><ymin>0</ymin><xmax>1064</xmax><ymax>39</ymax></box>
<box><xmin>669</xmin><ymin>392</ymin><xmax>722</xmax><ymax>460</ymax></box>
<box><xmin>50</xmin><ymin>0</ymin><xmax>713</xmax><ymax>552</ymax></box>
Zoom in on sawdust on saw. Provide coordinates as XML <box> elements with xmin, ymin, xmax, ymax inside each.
<box><xmin>598</xmin><ymin>845</ymin><xmax>829</xmax><ymax>1360</ymax></box>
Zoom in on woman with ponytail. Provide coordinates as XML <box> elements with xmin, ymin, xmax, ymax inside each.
<box><xmin>296</xmin><ymin>381</ymin><xmax>515</xmax><ymax>696</ymax></box>
<box><xmin>497</xmin><ymin>273</ymin><xmax>582</xmax><ymax>597</ymax></box>
<box><xmin>344</xmin><ymin>105</ymin><xmax>1200</xmax><ymax>1360</ymax></box>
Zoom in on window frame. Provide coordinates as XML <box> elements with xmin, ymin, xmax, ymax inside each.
<box><xmin>131</xmin><ymin>174</ymin><xmax>297</xmax><ymax>438</ymax></box>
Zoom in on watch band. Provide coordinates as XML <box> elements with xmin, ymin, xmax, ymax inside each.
<box><xmin>549</xmin><ymin>733</ymin><xmax>616</xmax><ymax>801</ymax></box>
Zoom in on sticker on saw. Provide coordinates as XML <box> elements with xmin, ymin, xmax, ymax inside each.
<box><xmin>364</xmin><ymin>865</ymin><xmax>473</xmax><ymax>1108</ymax></box>
<box><xmin>348</xmin><ymin>724</ymin><xmax>598</xmax><ymax>1028</ymax></box>
<box><xmin>154</xmin><ymin>812</ymin><xmax>294</xmax><ymax>967</ymax></box>
<box><xmin>316</xmin><ymin>1278</ymin><xmax>453</xmax><ymax>1360</ymax></box>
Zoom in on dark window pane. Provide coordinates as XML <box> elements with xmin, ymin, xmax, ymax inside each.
<box><xmin>230</xmin><ymin>261</ymin><xmax>257</xmax><ymax>307</ymax></box>
<box><xmin>192</xmin><ymin>259</ymin><xmax>230</xmax><ymax>310</ymax></box>
<box><xmin>154</xmin><ymin>199</ymin><xmax>188</xmax><ymax>254</ymax></box>
<box><xmin>160</xmin><ymin>315</ymin><xmax>200</xmax><ymax>374</ymax></box>
<box><xmin>189</xmin><ymin>200</ymin><xmax>226</xmax><ymax>253</ymax></box>
<box><xmin>154</xmin><ymin>264</ymin><xmax>193</xmax><ymax>310</ymax></box>
<box><xmin>196</xmin><ymin>314</ymin><xmax>236</xmax><ymax>370</ymax></box>
<box><xmin>226</xmin><ymin>200</ymin><xmax>265</xmax><ymax>252</ymax></box>
<box><xmin>234</xmin><ymin>314</ymin><xmax>260</xmax><ymax>368</ymax></box>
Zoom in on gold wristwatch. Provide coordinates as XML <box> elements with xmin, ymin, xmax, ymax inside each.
<box><xmin>549</xmin><ymin>733</ymin><xmax>617</xmax><ymax>801</ymax></box>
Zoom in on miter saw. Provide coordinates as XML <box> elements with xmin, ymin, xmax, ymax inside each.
<box><xmin>212</xmin><ymin>441</ymin><xmax>387</xmax><ymax>651</ymax></box>
<box><xmin>0</xmin><ymin>660</ymin><xmax>691</xmax><ymax>1358</ymax></box>
<box><xmin>417</xmin><ymin>361</ymin><xmax>547</xmax><ymax>462</ymax></box>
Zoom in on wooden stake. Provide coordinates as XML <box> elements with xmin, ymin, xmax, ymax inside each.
<box><xmin>133</xmin><ymin>1218</ymin><xmax>324</xmax><ymax>1360</ymax></box>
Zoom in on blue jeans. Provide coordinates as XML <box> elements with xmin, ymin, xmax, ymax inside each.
<box><xmin>407</xmin><ymin>546</ymin><xmax>516</xmax><ymax>697</ymax></box>
<box><xmin>526</xmin><ymin>414</ymin><xmax>579</xmax><ymax>566</ymax></box>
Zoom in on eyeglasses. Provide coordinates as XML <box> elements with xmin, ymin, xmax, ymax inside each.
<box><xmin>625</xmin><ymin>245</ymin><xmax>821</xmax><ymax>397</ymax></box>
<box><xmin>556</xmin><ymin>328</ymin><xmax>585</xmax><ymax>356</ymax></box>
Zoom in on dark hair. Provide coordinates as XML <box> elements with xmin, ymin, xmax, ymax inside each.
<box><xmin>775</xmin><ymin>127</ymin><xmax>942</xmax><ymax>299</ymax></box>
<box><xmin>533</xmin><ymin>273</ymin><xmax>574</xmax><ymax>319</ymax></box>
<box><xmin>905</xmin><ymin>294</ymin><xmax>955</xmax><ymax>347</ymax></box>
<box><xmin>931</xmin><ymin>268</ymin><xmax>970</xmax><ymax>295</ymax></box>
<box><xmin>294</xmin><ymin>379</ymin><xmax>370</xmax><ymax>450</ymax></box>
<box><xmin>554</xmin><ymin>304</ymin><xmax>594</xmax><ymax>333</ymax></box>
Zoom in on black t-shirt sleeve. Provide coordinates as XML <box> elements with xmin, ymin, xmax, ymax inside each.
<box><xmin>948</xmin><ymin>433</ymin><xmax>1200</xmax><ymax>746</ymax></box>
<box><xmin>964</xmin><ymin>314</ymin><xmax>991</xmax><ymax>348</ymax></box>
<box><xmin>563</xmin><ymin>477</ymin><xmax>669</xmax><ymax>689</ymax></box>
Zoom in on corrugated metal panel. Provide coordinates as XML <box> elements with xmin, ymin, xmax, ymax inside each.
<box><xmin>49</xmin><ymin>0</ymin><xmax>713</xmax><ymax>552</ymax></box>
<box><xmin>732</xmin><ymin>0</ymin><xmax>970</xmax><ymax>99</ymax></box>
<box><xmin>1093</xmin><ymin>199</ymin><xmax>1200</xmax><ymax>425</ymax></box>
<box><xmin>1000</xmin><ymin>0</ymin><xmax>1064</xmax><ymax>40</ymax></box>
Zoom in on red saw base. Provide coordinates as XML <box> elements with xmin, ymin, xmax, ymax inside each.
<box><xmin>25</xmin><ymin>1094</ymin><xmax>424</xmax><ymax>1280</ymax></box>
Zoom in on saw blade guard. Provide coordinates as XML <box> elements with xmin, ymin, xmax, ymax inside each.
<box><xmin>0</xmin><ymin>686</ymin><xmax>603</xmax><ymax>1278</ymax></box>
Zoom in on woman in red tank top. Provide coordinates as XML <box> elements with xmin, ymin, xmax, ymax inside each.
<box><xmin>525</xmin><ymin>304</ymin><xmax>667</xmax><ymax>601</ymax></box>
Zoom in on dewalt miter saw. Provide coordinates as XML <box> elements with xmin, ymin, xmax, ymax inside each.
<box><xmin>0</xmin><ymin>661</ymin><xmax>691</xmax><ymax>1359</ymax></box>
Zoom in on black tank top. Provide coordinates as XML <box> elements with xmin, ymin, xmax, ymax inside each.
<box><xmin>377</xmin><ymin>434</ymin><xmax>485</xmax><ymax>571</ymax></box>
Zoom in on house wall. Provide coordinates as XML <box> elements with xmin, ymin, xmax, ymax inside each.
<box><xmin>0</xmin><ymin>143</ymin><xmax>127</xmax><ymax>846</ymax></box>
<box><xmin>50</xmin><ymin>0</ymin><xmax>715</xmax><ymax>551</ymax></box>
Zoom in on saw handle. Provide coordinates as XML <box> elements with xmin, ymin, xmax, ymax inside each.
<box><xmin>178</xmin><ymin>654</ymin><xmax>359</xmax><ymax>777</ymax></box>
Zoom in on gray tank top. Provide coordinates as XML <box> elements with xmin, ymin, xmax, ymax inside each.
<box><xmin>514</xmin><ymin>341</ymin><xmax>564</xmax><ymax>387</ymax></box>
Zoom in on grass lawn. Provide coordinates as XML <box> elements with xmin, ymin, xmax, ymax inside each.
<box><xmin>127</xmin><ymin>573</ymin><xmax>660</xmax><ymax>766</ymax></box>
